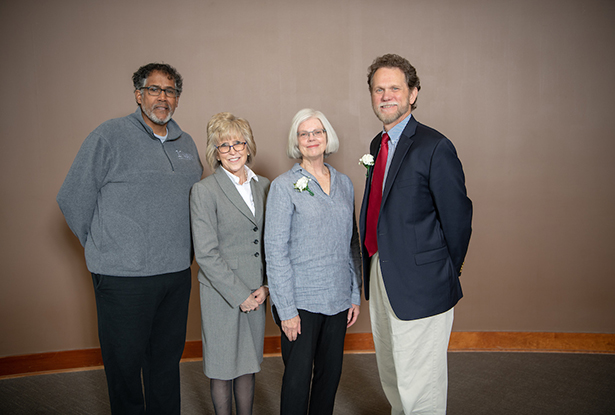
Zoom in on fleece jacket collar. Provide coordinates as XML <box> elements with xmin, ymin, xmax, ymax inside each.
<box><xmin>128</xmin><ymin>108</ymin><xmax>183</xmax><ymax>142</ymax></box>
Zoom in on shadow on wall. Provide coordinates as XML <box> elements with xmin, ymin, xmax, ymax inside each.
<box><xmin>54</xmin><ymin>211</ymin><xmax>100</xmax><ymax>346</ymax></box>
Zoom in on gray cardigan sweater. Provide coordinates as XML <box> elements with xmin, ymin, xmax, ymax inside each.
<box><xmin>57</xmin><ymin>108</ymin><xmax>203</xmax><ymax>276</ymax></box>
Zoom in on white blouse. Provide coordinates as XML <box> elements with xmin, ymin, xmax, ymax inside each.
<box><xmin>221</xmin><ymin>165</ymin><xmax>259</xmax><ymax>216</ymax></box>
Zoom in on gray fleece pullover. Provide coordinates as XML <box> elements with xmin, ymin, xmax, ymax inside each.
<box><xmin>57</xmin><ymin>108</ymin><xmax>203</xmax><ymax>277</ymax></box>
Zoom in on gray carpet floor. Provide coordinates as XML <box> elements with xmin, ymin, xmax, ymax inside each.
<box><xmin>1</xmin><ymin>352</ymin><xmax>614</xmax><ymax>414</ymax></box>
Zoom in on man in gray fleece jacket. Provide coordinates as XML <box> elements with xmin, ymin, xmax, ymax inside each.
<box><xmin>57</xmin><ymin>63</ymin><xmax>202</xmax><ymax>414</ymax></box>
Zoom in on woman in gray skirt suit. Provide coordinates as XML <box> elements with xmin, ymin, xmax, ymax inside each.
<box><xmin>190</xmin><ymin>112</ymin><xmax>270</xmax><ymax>415</ymax></box>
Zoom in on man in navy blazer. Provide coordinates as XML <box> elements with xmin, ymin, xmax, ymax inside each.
<box><xmin>359</xmin><ymin>54</ymin><xmax>472</xmax><ymax>414</ymax></box>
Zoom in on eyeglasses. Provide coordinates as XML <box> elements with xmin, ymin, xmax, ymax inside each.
<box><xmin>140</xmin><ymin>85</ymin><xmax>180</xmax><ymax>98</ymax></box>
<box><xmin>297</xmin><ymin>129</ymin><xmax>326</xmax><ymax>139</ymax></box>
<box><xmin>216</xmin><ymin>142</ymin><xmax>247</xmax><ymax>153</ymax></box>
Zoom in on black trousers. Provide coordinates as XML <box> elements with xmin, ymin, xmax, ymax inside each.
<box><xmin>92</xmin><ymin>268</ymin><xmax>191</xmax><ymax>415</ymax></box>
<box><xmin>273</xmin><ymin>307</ymin><xmax>348</xmax><ymax>415</ymax></box>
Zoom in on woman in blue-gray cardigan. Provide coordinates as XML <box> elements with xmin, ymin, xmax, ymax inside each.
<box><xmin>264</xmin><ymin>108</ymin><xmax>362</xmax><ymax>415</ymax></box>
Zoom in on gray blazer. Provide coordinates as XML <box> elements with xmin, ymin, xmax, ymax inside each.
<box><xmin>191</xmin><ymin>167</ymin><xmax>271</xmax><ymax>307</ymax></box>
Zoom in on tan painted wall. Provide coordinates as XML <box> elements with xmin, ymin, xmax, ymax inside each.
<box><xmin>1</xmin><ymin>0</ymin><xmax>614</xmax><ymax>357</ymax></box>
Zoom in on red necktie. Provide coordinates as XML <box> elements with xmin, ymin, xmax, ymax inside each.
<box><xmin>365</xmin><ymin>132</ymin><xmax>389</xmax><ymax>257</ymax></box>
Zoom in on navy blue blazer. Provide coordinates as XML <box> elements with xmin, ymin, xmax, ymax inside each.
<box><xmin>359</xmin><ymin>116</ymin><xmax>472</xmax><ymax>321</ymax></box>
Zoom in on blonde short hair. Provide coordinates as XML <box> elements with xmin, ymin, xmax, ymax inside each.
<box><xmin>287</xmin><ymin>109</ymin><xmax>339</xmax><ymax>159</ymax></box>
<box><xmin>205</xmin><ymin>112</ymin><xmax>256</xmax><ymax>170</ymax></box>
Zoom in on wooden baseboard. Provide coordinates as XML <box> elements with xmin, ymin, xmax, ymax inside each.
<box><xmin>2</xmin><ymin>332</ymin><xmax>613</xmax><ymax>378</ymax></box>
<box><xmin>0</xmin><ymin>348</ymin><xmax>104</xmax><ymax>378</ymax></box>
<box><xmin>449</xmin><ymin>331</ymin><xmax>615</xmax><ymax>353</ymax></box>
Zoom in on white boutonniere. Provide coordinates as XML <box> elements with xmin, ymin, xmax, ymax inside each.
<box><xmin>359</xmin><ymin>154</ymin><xmax>375</xmax><ymax>176</ymax></box>
<box><xmin>293</xmin><ymin>176</ymin><xmax>314</xmax><ymax>196</ymax></box>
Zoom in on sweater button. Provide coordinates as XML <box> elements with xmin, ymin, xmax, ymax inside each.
<box><xmin>253</xmin><ymin>226</ymin><xmax>258</xmax><ymax>232</ymax></box>
<box><xmin>253</xmin><ymin>239</ymin><xmax>259</xmax><ymax>244</ymax></box>
<box><xmin>254</xmin><ymin>252</ymin><xmax>260</xmax><ymax>257</ymax></box>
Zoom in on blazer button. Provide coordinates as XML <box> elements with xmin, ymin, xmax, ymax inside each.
<box><xmin>253</xmin><ymin>239</ymin><xmax>259</xmax><ymax>244</ymax></box>
<box><xmin>253</xmin><ymin>226</ymin><xmax>258</xmax><ymax>232</ymax></box>
<box><xmin>254</xmin><ymin>252</ymin><xmax>260</xmax><ymax>257</ymax></box>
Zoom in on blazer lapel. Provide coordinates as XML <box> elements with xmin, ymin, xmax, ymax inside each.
<box><xmin>214</xmin><ymin>168</ymin><xmax>257</xmax><ymax>225</ymax></box>
<box><xmin>251</xmin><ymin>179</ymin><xmax>265</xmax><ymax>227</ymax></box>
<box><xmin>382</xmin><ymin>117</ymin><xmax>418</xmax><ymax>205</ymax></box>
<box><xmin>365</xmin><ymin>133</ymin><xmax>383</xmax><ymax>189</ymax></box>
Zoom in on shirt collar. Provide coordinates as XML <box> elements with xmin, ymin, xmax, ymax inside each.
<box><xmin>154</xmin><ymin>131</ymin><xmax>168</xmax><ymax>143</ymax></box>
<box><xmin>383</xmin><ymin>113</ymin><xmax>413</xmax><ymax>146</ymax></box>
<box><xmin>221</xmin><ymin>165</ymin><xmax>258</xmax><ymax>184</ymax></box>
<box><xmin>131</xmin><ymin>108</ymin><xmax>181</xmax><ymax>142</ymax></box>
<box><xmin>293</xmin><ymin>162</ymin><xmax>333</xmax><ymax>176</ymax></box>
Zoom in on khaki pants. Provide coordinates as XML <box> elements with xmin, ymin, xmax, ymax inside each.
<box><xmin>369</xmin><ymin>253</ymin><xmax>454</xmax><ymax>415</ymax></box>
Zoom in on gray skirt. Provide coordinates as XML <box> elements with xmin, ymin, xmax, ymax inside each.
<box><xmin>199</xmin><ymin>282</ymin><xmax>266</xmax><ymax>380</ymax></box>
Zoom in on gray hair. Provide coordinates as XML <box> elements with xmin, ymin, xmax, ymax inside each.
<box><xmin>287</xmin><ymin>109</ymin><xmax>339</xmax><ymax>159</ymax></box>
<box><xmin>132</xmin><ymin>63</ymin><xmax>183</xmax><ymax>95</ymax></box>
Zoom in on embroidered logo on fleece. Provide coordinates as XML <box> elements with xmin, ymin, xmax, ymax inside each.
<box><xmin>175</xmin><ymin>150</ymin><xmax>195</xmax><ymax>160</ymax></box>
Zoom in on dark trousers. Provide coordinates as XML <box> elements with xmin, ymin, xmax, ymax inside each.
<box><xmin>92</xmin><ymin>268</ymin><xmax>191</xmax><ymax>415</ymax></box>
<box><xmin>273</xmin><ymin>307</ymin><xmax>348</xmax><ymax>415</ymax></box>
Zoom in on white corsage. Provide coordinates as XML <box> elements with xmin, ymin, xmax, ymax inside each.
<box><xmin>359</xmin><ymin>154</ymin><xmax>374</xmax><ymax>176</ymax></box>
<box><xmin>293</xmin><ymin>176</ymin><xmax>314</xmax><ymax>196</ymax></box>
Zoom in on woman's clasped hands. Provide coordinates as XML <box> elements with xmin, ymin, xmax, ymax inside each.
<box><xmin>239</xmin><ymin>286</ymin><xmax>269</xmax><ymax>313</ymax></box>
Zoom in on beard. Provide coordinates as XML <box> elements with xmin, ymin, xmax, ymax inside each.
<box><xmin>373</xmin><ymin>98</ymin><xmax>411</xmax><ymax>126</ymax></box>
<box><xmin>142</xmin><ymin>105</ymin><xmax>174</xmax><ymax>125</ymax></box>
